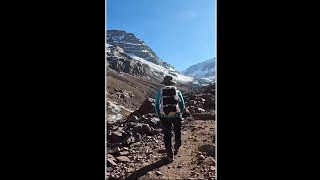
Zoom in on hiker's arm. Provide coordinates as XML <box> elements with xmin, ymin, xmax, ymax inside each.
<box><xmin>154</xmin><ymin>91</ymin><xmax>161</xmax><ymax>117</ymax></box>
<box><xmin>178</xmin><ymin>91</ymin><xmax>185</xmax><ymax>112</ymax></box>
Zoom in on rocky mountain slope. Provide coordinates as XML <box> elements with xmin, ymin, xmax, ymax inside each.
<box><xmin>107</xmin><ymin>67</ymin><xmax>193</xmax><ymax>113</ymax></box>
<box><xmin>107</xmin><ymin>45</ymin><xmax>150</xmax><ymax>76</ymax></box>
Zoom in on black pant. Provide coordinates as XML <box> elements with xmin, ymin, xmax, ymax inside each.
<box><xmin>160</xmin><ymin>117</ymin><xmax>182</xmax><ymax>153</ymax></box>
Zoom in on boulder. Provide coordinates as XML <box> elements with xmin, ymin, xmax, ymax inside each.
<box><xmin>202</xmin><ymin>95</ymin><xmax>215</xmax><ymax>109</ymax></box>
<box><xmin>127</xmin><ymin>110</ymin><xmax>143</xmax><ymax>120</ymax></box>
<box><xmin>203</xmin><ymin>157</ymin><xmax>216</xmax><ymax>166</ymax></box>
<box><xmin>149</xmin><ymin>128</ymin><xmax>161</xmax><ymax>135</ymax></box>
<box><xmin>122</xmin><ymin>135</ymin><xmax>135</xmax><ymax>146</ymax></box>
<box><xmin>128</xmin><ymin>115</ymin><xmax>139</xmax><ymax>122</ymax></box>
<box><xmin>139</xmin><ymin>98</ymin><xmax>156</xmax><ymax>114</ymax></box>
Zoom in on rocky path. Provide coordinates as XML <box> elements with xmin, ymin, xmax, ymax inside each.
<box><xmin>139</xmin><ymin>120</ymin><xmax>215</xmax><ymax>179</ymax></box>
<box><xmin>124</xmin><ymin>120</ymin><xmax>216</xmax><ymax>180</ymax></box>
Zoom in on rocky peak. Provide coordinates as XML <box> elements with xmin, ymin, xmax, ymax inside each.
<box><xmin>107</xmin><ymin>30</ymin><xmax>174</xmax><ymax>69</ymax></box>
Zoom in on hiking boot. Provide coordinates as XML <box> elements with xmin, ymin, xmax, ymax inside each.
<box><xmin>166</xmin><ymin>147</ymin><xmax>174</xmax><ymax>162</ymax></box>
<box><xmin>174</xmin><ymin>144</ymin><xmax>181</xmax><ymax>156</ymax></box>
<box><xmin>167</xmin><ymin>155</ymin><xmax>174</xmax><ymax>162</ymax></box>
<box><xmin>174</xmin><ymin>148</ymin><xmax>179</xmax><ymax>156</ymax></box>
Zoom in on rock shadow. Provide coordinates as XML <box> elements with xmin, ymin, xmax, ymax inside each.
<box><xmin>126</xmin><ymin>158</ymin><xmax>170</xmax><ymax>180</ymax></box>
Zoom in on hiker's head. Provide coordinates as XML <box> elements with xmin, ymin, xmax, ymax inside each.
<box><xmin>161</xmin><ymin>76</ymin><xmax>176</xmax><ymax>86</ymax></box>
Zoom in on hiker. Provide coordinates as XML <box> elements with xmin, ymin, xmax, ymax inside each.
<box><xmin>154</xmin><ymin>76</ymin><xmax>185</xmax><ymax>162</ymax></box>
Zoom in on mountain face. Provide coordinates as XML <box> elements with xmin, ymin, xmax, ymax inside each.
<box><xmin>107</xmin><ymin>30</ymin><xmax>173</xmax><ymax>69</ymax></box>
<box><xmin>106</xmin><ymin>30</ymin><xmax>194</xmax><ymax>84</ymax></box>
<box><xmin>107</xmin><ymin>45</ymin><xmax>149</xmax><ymax>76</ymax></box>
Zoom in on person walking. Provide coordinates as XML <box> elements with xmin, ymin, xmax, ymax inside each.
<box><xmin>154</xmin><ymin>76</ymin><xmax>185</xmax><ymax>162</ymax></box>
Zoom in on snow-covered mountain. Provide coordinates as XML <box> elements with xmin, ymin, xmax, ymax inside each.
<box><xmin>107</xmin><ymin>30</ymin><xmax>174</xmax><ymax>69</ymax></box>
<box><xmin>182</xmin><ymin>58</ymin><xmax>216</xmax><ymax>78</ymax></box>
<box><xmin>182</xmin><ymin>58</ymin><xmax>216</xmax><ymax>85</ymax></box>
<box><xmin>106</xmin><ymin>29</ymin><xmax>216</xmax><ymax>86</ymax></box>
<box><xmin>106</xmin><ymin>30</ymin><xmax>193</xmax><ymax>84</ymax></box>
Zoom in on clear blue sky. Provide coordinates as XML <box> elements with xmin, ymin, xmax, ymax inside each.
<box><xmin>106</xmin><ymin>0</ymin><xmax>216</xmax><ymax>72</ymax></box>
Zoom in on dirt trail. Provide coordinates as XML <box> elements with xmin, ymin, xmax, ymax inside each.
<box><xmin>126</xmin><ymin>119</ymin><xmax>216</xmax><ymax>180</ymax></box>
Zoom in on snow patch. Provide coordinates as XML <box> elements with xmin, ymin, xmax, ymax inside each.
<box><xmin>108</xmin><ymin>101</ymin><xmax>121</xmax><ymax>113</ymax></box>
<box><xmin>107</xmin><ymin>114</ymin><xmax>124</xmax><ymax>122</ymax></box>
<box><xmin>107</xmin><ymin>100</ymin><xmax>133</xmax><ymax>122</ymax></box>
<box><xmin>127</xmin><ymin>54</ymin><xmax>193</xmax><ymax>83</ymax></box>
<box><xmin>108</xmin><ymin>101</ymin><xmax>134</xmax><ymax>113</ymax></box>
